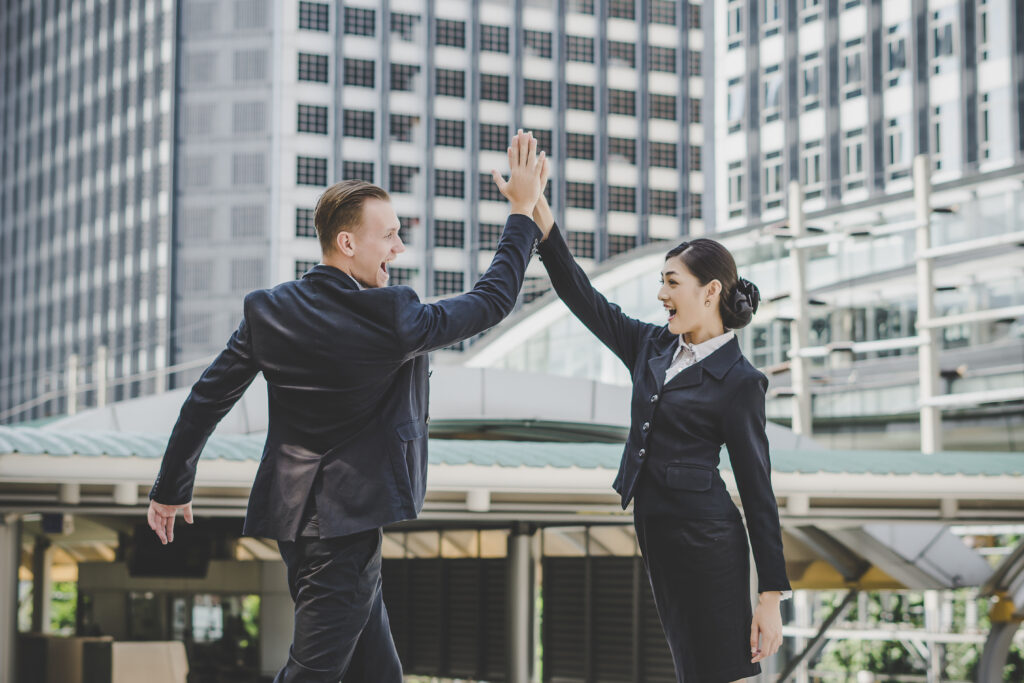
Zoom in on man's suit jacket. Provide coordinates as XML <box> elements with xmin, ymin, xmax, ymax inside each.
<box><xmin>537</xmin><ymin>225</ymin><xmax>790</xmax><ymax>593</ymax></box>
<box><xmin>150</xmin><ymin>215</ymin><xmax>541</xmax><ymax>540</ymax></box>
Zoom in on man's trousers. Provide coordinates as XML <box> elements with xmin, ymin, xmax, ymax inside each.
<box><xmin>272</xmin><ymin>528</ymin><xmax>403</xmax><ymax>682</ymax></box>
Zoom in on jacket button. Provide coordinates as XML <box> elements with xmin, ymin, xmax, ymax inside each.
<box><xmin>642</xmin><ymin>422</ymin><xmax>650</xmax><ymax>431</ymax></box>
<box><xmin>650</xmin><ymin>394</ymin><xmax>658</xmax><ymax>403</ymax></box>
<box><xmin>638</xmin><ymin>448</ymin><xmax>646</xmax><ymax>458</ymax></box>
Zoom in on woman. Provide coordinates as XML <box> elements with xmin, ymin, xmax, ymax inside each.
<box><xmin>527</xmin><ymin>191</ymin><xmax>790</xmax><ymax>682</ymax></box>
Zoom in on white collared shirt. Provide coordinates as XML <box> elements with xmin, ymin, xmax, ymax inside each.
<box><xmin>664</xmin><ymin>330</ymin><xmax>735</xmax><ymax>384</ymax></box>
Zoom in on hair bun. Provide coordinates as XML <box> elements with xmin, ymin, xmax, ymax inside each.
<box><xmin>730</xmin><ymin>277</ymin><xmax>760</xmax><ymax>316</ymax></box>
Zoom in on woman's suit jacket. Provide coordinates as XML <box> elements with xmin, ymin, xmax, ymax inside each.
<box><xmin>537</xmin><ymin>225</ymin><xmax>790</xmax><ymax>593</ymax></box>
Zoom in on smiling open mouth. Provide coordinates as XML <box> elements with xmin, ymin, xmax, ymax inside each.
<box><xmin>380</xmin><ymin>261</ymin><xmax>389</xmax><ymax>278</ymax></box>
<box><xmin>666</xmin><ymin>308</ymin><xmax>676</xmax><ymax>320</ymax></box>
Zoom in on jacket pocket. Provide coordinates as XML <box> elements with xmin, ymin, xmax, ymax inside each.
<box><xmin>664</xmin><ymin>464</ymin><xmax>713</xmax><ymax>492</ymax></box>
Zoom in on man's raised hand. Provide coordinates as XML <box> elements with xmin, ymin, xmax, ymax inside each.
<box><xmin>490</xmin><ymin>129</ymin><xmax>546</xmax><ymax>218</ymax></box>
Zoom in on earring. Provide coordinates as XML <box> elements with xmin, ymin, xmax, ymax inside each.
<box><xmin>704</xmin><ymin>300</ymin><xmax>711</xmax><ymax>307</ymax></box>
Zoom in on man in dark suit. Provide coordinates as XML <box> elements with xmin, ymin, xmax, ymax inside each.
<box><xmin>147</xmin><ymin>132</ymin><xmax>548</xmax><ymax>681</ymax></box>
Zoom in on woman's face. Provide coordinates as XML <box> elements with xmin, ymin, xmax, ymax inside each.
<box><xmin>658</xmin><ymin>255</ymin><xmax>720</xmax><ymax>336</ymax></box>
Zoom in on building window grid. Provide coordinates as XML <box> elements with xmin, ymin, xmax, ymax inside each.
<box><xmin>609</xmin><ymin>89</ymin><xmax>637</xmax><ymax>116</ymax></box>
<box><xmin>843</xmin><ymin>128</ymin><xmax>866</xmax><ymax>187</ymax></box>
<box><xmin>299</xmin><ymin>2</ymin><xmax>329</xmax><ymax>32</ymax></box>
<box><xmin>763</xmin><ymin>65</ymin><xmax>783</xmax><ymax>122</ymax></box>
<box><xmin>650</xmin><ymin>93</ymin><xmax>677</xmax><ymax>120</ymax></box>
<box><xmin>687</xmin><ymin>3</ymin><xmax>702</xmax><ymax>29</ymax></box>
<box><xmin>524</xmin><ymin>79</ymin><xmax>553</xmax><ymax>107</ymax></box>
<box><xmin>298</xmin><ymin>53</ymin><xmax>329</xmax><ymax>82</ymax></box>
<box><xmin>608</xmin><ymin>233</ymin><xmax>637</xmax><ymax>255</ymax></box>
<box><xmin>391</xmin><ymin>12</ymin><xmax>420</xmax><ymax>41</ymax></box>
<box><xmin>802</xmin><ymin>140</ymin><xmax>824</xmax><ymax>198</ymax></box>
<box><xmin>391</xmin><ymin>63</ymin><xmax>421</xmax><ymax>91</ymax></box>
<box><xmin>842</xmin><ymin>39</ymin><xmax>864</xmax><ymax>99</ymax></box>
<box><xmin>436</xmin><ymin>69</ymin><xmax>466</xmax><ymax>98</ymax></box>
<box><xmin>434</xmin><ymin>270</ymin><xmax>465</xmax><ymax>295</ymax></box>
<box><xmin>390</xmin><ymin>165</ymin><xmax>420</xmax><ymax>193</ymax></box>
<box><xmin>567</xmin><ymin>231</ymin><xmax>596</xmax><ymax>258</ymax></box>
<box><xmin>343</xmin><ymin>7</ymin><xmax>375</xmax><ymax>36</ymax></box>
<box><xmin>727</xmin><ymin>161</ymin><xmax>744</xmax><ymax>218</ymax></box>
<box><xmin>343</xmin><ymin>109</ymin><xmax>375</xmax><ymax>139</ymax></box>
<box><xmin>763</xmin><ymin>151</ymin><xmax>784</xmax><ymax>209</ymax></box>
<box><xmin>727</xmin><ymin>0</ymin><xmax>743</xmax><ymax>50</ymax></box>
<box><xmin>295</xmin><ymin>260</ymin><xmax>319</xmax><ymax>279</ymax></box>
<box><xmin>648</xmin><ymin>45</ymin><xmax>677</xmax><ymax>73</ymax></box>
<box><xmin>650</xmin><ymin>0</ymin><xmax>677</xmax><ymax>25</ymax></box>
<box><xmin>689</xmin><ymin>98</ymin><xmax>702</xmax><ymax>123</ymax></box>
<box><xmin>296</xmin><ymin>208</ymin><xmax>316</xmax><ymax>238</ymax></box>
<box><xmin>609</xmin><ymin>137</ymin><xmax>636</xmax><ymax>164</ymax></box>
<box><xmin>344</xmin><ymin>58</ymin><xmax>375</xmax><ymax>88</ymax></box>
<box><xmin>435</xmin><ymin>119</ymin><xmax>465</xmax><ymax>148</ymax></box>
<box><xmin>480</xmin><ymin>123</ymin><xmax>510</xmax><ymax>151</ymax></box>
<box><xmin>479</xmin><ymin>173</ymin><xmax>505</xmax><ymax>202</ymax></box>
<box><xmin>481</xmin><ymin>24</ymin><xmax>510</xmax><ymax>53</ymax></box>
<box><xmin>399</xmin><ymin>216</ymin><xmax>419</xmax><ymax>246</ymax></box>
<box><xmin>436</xmin><ymin>169</ymin><xmax>465</xmax><ymax>198</ymax></box>
<box><xmin>297</xmin><ymin>156</ymin><xmax>328</xmax><ymax>186</ymax></box>
<box><xmin>687</xmin><ymin>50</ymin><xmax>702</xmax><ymax>76</ymax></box>
<box><xmin>479</xmin><ymin>223</ymin><xmax>503</xmax><ymax>250</ymax></box>
<box><xmin>297</xmin><ymin>104</ymin><xmax>328</xmax><ymax>135</ymax></box>
<box><xmin>567</xmin><ymin>182</ymin><xmax>595</xmax><ymax>209</ymax></box>
<box><xmin>435</xmin><ymin>220</ymin><xmax>466</xmax><ymax>248</ymax></box>
<box><xmin>567</xmin><ymin>35</ymin><xmax>596</xmax><ymax>63</ymax></box>
<box><xmin>437</xmin><ymin>19</ymin><xmax>466</xmax><ymax>48</ymax></box>
<box><xmin>650</xmin><ymin>189</ymin><xmax>677</xmax><ymax>216</ymax></box>
<box><xmin>390</xmin><ymin>114</ymin><xmax>418</xmax><ymax>142</ymax></box>
<box><xmin>608</xmin><ymin>186</ymin><xmax>637</xmax><ymax>213</ymax></box>
<box><xmin>343</xmin><ymin>161</ymin><xmax>374</xmax><ymax>183</ymax></box>
<box><xmin>567</xmin><ymin>133</ymin><xmax>596</xmax><ymax>160</ymax></box>
<box><xmin>802</xmin><ymin>52</ymin><xmax>822</xmax><ymax>111</ymax></box>
<box><xmin>389</xmin><ymin>267</ymin><xmax>417</xmax><ymax>286</ymax></box>
<box><xmin>481</xmin><ymin>74</ymin><xmax>510</xmax><ymax>102</ymax></box>
<box><xmin>609</xmin><ymin>0</ymin><xmax>635</xmax><ymax>20</ymax></box>
<box><xmin>525</xmin><ymin>30</ymin><xmax>553</xmax><ymax>59</ymax></box>
<box><xmin>568</xmin><ymin>84</ymin><xmax>595</xmax><ymax>111</ymax></box>
<box><xmin>608</xmin><ymin>40</ymin><xmax>636</xmax><ymax>68</ymax></box>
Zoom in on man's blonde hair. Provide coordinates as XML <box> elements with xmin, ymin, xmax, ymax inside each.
<box><xmin>314</xmin><ymin>180</ymin><xmax>391</xmax><ymax>254</ymax></box>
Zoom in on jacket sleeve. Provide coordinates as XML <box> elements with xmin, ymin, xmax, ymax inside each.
<box><xmin>724</xmin><ymin>371</ymin><xmax>791</xmax><ymax>594</ymax></box>
<box><xmin>536</xmin><ymin>223</ymin><xmax>659</xmax><ymax>371</ymax></box>
<box><xmin>149</xmin><ymin>304</ymin><xmax>260</xmax><ymax>505</ymax></box>
<box><xmin>395</xmin><ymin>213</ymin><xmax>541</xmax><ymax>355</ymax></box>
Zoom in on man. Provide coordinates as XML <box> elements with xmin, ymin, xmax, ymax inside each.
<box><xmin>147</xmin><ymin>132</ymin><xmax>549</xmax><ymax>681</ymax></box>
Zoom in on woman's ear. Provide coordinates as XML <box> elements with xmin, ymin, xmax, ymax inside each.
<box><xmin>707</xmin><ymin>279</ymin><xmax>723</xmax><ymax>300</ymax></box>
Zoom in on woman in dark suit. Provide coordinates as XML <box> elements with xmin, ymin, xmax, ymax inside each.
<box><xmin>526</xmin><ymin>191</ymin><xmax>791</xmax><ymax>682</ymax></box>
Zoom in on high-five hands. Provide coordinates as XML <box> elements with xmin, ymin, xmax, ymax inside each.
<box><xmin>491</xmin><ymin>129</ymin><xmax>551</xmax><ymax>239</ymax></box>
<box><xmin>147</xmin><ymin>498</ymin><xmax>193</xmax><ymax>545</ymax></box>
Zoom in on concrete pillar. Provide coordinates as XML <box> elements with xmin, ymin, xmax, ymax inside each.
<box><xmin>924</xmin><ymin>589</ymin><xmax>943</xmax><ymax>683</ymax></box>
<box><xmin>914</xmin><ymin>154</ymin><xmax>943</xmax><ymax>454</ymax></box>
<box><xmin>0</xmin><ymin>515</ymin><xmax>21</xmax><ymax>683</ymax></box>
<box><xmin>31</xmin><ymin>536</ymin><xmax>54</xmax><ymax>634</ymax></box>
<box><xmin>507</xmin><ymin>524</ymin><xmax>536</xmax><ymax>683</ymax></box>
<box><xmin>793</xmin><ymin>590</ymin><xmax>812</xmax><ymax>683</ymax></box>
<box><xmin>787</xmin><ymin>181</ymin><xmax>813</xmax><ymax>437</ymax></box>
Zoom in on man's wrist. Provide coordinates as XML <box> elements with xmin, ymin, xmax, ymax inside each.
<box><xmin>758</xmin><ymin>591</ymin><xmax>783</xmax><ymax>603</ymax></box>
<box><xmin>510</xmin><ymin>204</ymin><xmax>533</xmax><ymax>216</ymax></box>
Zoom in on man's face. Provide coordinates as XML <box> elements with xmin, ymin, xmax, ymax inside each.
<box><xmin>341</xmin><ymin>198</ymin><xmax>405</xmax><ymax>288</ymax></box>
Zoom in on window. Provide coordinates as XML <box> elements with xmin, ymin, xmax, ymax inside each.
<box><xmin>727</xmin><ymin>78</ymin><xmax>744</xmax><ymax>130</ymax></box>
<box><xmin>567</xmin><ymin>133</ymin><xmax>595</xmax><ymax>160</ymax></box>
<box><xmin>297</xmin><ymin>104</ymin><xmax>328</xmax><ymax>134</ymax></box>
<box><xmin>887</xmin><ymin>33</ymin><xmax>907</xmax><ymax>73</ymax></box>
<box><xmin>297</xmin><ymin>156</ymin><xmax>327</xmax><ymax>186</ymax></box>
<box><xmin>687</xmin><ymin>50</ymin><xmax>701</xmax><ymax>76</ymax></box>
<box><xmin>688</xmin><ymin>144</ymin><xmax>701</xmax><ymax>172</ymax></box>
<box><xmin>650</xmin><ymin>94</ymin><xmax>676</xmax><ymax>120</ymax></box>
<box><xmin>979</xmin><ymin>92</ymin><xmax>991</xmax><ymax>159</ymax></box>
<box><xmin>299</xmin><ymin>2</ymin><xmax>329</xmax><ymax>32</ymax></box>
<box><xmin>567</xmin><ymin>36</ymin><xmax>595</xmax><ymax>63</ymax></box>
<box><xmin>609</xmin><ymin>0</ymin><xmax>635</xmax><ymax>20</ymax></box>
<box><xmin>480</xmin><ymin>222</ymin><xmax>503</xmax><ymax>250</ymax></box>
<box><xmin>434</xmin><ymin>270</ymin><xmax>465</xmax><ymax>295</ymax></box>
<box><xmin>480</xmin><ymin>123</ymin><xmax>509</xmax><ymax>151</ymax></box>
<box><xmin>390</xmin><ymin>165</ymin><xmax>420</xmax><ymax>193</ymax></box>
<box><xmin>390</xmin><ymin>114</ymin><xmax>418</xmax><ymax>142</ymax></box>
<box><xmin>802</xmin><ymin>52</ymin><xmax>821</xmax><ymax>110</ymax></box>
<box><xmin>343</xmin><ymin>7</ymin><xmax>375</xmax><ymax>36</ymax></box>
<box><xmin>651</xmin><ymin>189</ymin><xmax>677</xmax><ymax>216</ymax></box>
<box><xmin>295</xmin><ymin>260</ymin><xmax>318</xmax><ymax>279</ymax></box>
<box><xmin>609</xmin><ymin>137</ymin><xmax>636</xmax><ymax>164</ymax></box>
<box><xmin>343</xmin><ymin>160</ymin><xmax>374</xmax><ymax>183</ymax></box>
<box><xmin>978</xmin><ymin>2</ymin><xmax>990</xmax><ymax>60</ymax></box>
<box><xmin>435</xmin><ymin>220</ymin><xmax>465</xmax><ymax>248</ymax></box>
<box><xmin>567</xmin><ymin>231</ymin><xmax>595</xmax><ymax>258</ymax></box>
<box><xmin>763</xmin><ymin>65</ymin><xmax>782</xmax><ymax>122</ymax></box>
<box><xmin>609</xmin><ymin>186</ymin><xmax>636</xmax><ymax>212</ymax></box>
<box><xmin>389</xmin><ymin>267</ymin><xmax>417</xmax><ymax>286</ymax></box>
<box><xmin>391</xmin><ymin>12</ymin><xmax>419</xmax><ymax>41</ymax></box>
<box><xmin>932</xmin><ymin>12</ymin><xmax>954</xmax><ymax>61</ymax></box>
<box><xmin>343</xmin><ymin>109</ymin><xmax>374</xmax><ymax>138</ymax></box>
<box><xmin>298</xmin><ymin>53</ymin><xmax>329</xmax><ymax>82</ymax></box>
<box><xmin>435</xmin><ymin>119</ymin><xmax>465</xmax><ymax>147</ymax></box>
<box><xmin>436</xmin><ymin>69</ymin><xmax>466</xmax><ymax>98</ymax></box>
<box><xmin>344</xmin><ymin>58</ymin><xmax>375</xmax><ymax>87</ymax></box>
<box><xmin>524</xmin><ymin>79</ymin><xmax>553</xmax><ymax>107</ymax></box>
<box><xmin>568</xmin><ymin>84</ymin><xmax>595</xmax><ymax>111</ymax></box>
<box><xmin>525</xmin><ymin>30</ymin><xmax>552</xmax><ymax>59</ymax></box>
<box><xmin>801</xmin><ymin>140</ymin><xmax>823</xmax><ymax>197</ymax></box>
<box><xmin>763</xmin><ymin>151</ymin><xmax>783</xmax><ymax>208</ymax></box>
<box><xmin>609</xmin><ymin>89</ymin><xmax>636</xmax><ymax>116</ymax></box>
<box><xmin>764</xmin><ymin>0</ymin><xmax>781</xmax><ymax>26</ymax></box>
<box><xmin>649</xmin><ymin>141</ymin><xmax>677</xmax><ymax>168</ymax></box>
<box><xmin>727</xmin><ymin>161</ymin><xmax>744</xmax><ymax>217</ymax></box>
<box><xmin>233</xmin><ymin>152</ymin><xmax>267</xmax><ymax>185</ymax></box>
<box><xmin>843</xmin><ymin>39</ymin><xmax>864</xmax><ymax>98</ymax></box>
<box><xmin>688</xmin><ymin>98</ymin><xmax>702</xmax><ymax>123</ymax></box>
<box><xmin>296</xmin><ymin>208</ymin><xmax>316</xmax><ymax>238</ymax></box>
<box><xmin>608</xmin><ymin>234</ymin><xmax>636</xmax><ymax>256</ymax></box>
<box><xmin>843</xmin><ymin>128</ymin><xmax>865</xmax><ymax>186</ymax></box>
<box><xmin>481</xmin><ymin>74</ymin><xmax>509</xmax><ymax>102</ymax></box>
<box><xmin>608</xmin><ymin>41</ymin><xmax>636</xmax><ymax>68</ymax></box>
<box><xmin>399</xmin><ymin>216</ymin><xmax>419</xmax><ymax>245</ymax></box>
<box><xmin>687</xmin><ymin>3</ymin><xmax>702</xmax><ymax>29</ymax></box>
<box><xmin>567</xmin><ymin>182</ymin><xmax>595</xmax><ymax>209</ymax></box>
<box><xmin>437</xmin><ymin>19</ymin><xmax>465</xmax><ymax>48</ymax></box>
<box><xmin>436</xmin><ymin>169</ymin><xmax>464</xmax><ymax>198</ymax></box>
<box><xmin>391</xmin><ymin>63</ymin><xmax>420</xmax><ymax>91</ymax></box>
<box><xmin>481</xmin><ymin>25</ymin><xmax>509</xmax><ymax>53</ymax></box>
<box><xmin>650</xmin><ymin>0</ymin><xmax>677</xmax><ymax>25</ymax></box>
<box><xmin>532</xmin><ymin>129</ymin><xmax>553</xmax><ymax>157</ymax></box>
<box><xmin>887</xmin><ymin>117</ymin><xmax>908</xmax><ymax>171</ymax></box>
<box><xmin>569</xmin><ymin>0</ymin><xmax>595</xmax><ymax>14</ymax></box>
<box><xmin>648</xmin><ymin>46</ymin><xmax>676</xmax><ymax>73</ymax></box>
<box><xmin>689</xmin><ymin>192</ymin><xmax>702</xmax><ymax>219</ymax></box>
<box><xmin>727</xmin><ymin>0</ymin><xmax>743</xmax><ymax>49</ymax></box>
<box><xmin>479</xmin><ymin>173</ymin><xmax>505</xmax><ymax>201</ymax></box>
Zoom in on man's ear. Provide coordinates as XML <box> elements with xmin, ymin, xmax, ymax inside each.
<box><xmin>336</xmin><ymin>230</ymin><xmax>356</xmax><ymax>257</ymax></box>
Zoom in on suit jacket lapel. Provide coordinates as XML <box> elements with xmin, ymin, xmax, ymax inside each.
<box><xmin>647</xmin><ymin>341</ymin><xmax>679</xmax><ymax>393</ymax></box>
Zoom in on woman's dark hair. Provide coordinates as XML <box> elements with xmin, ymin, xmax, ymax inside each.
<box><xmin>665</xmin><ymin>239</ymin><xmax>760</xmax><ymax>330</ymax></box>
